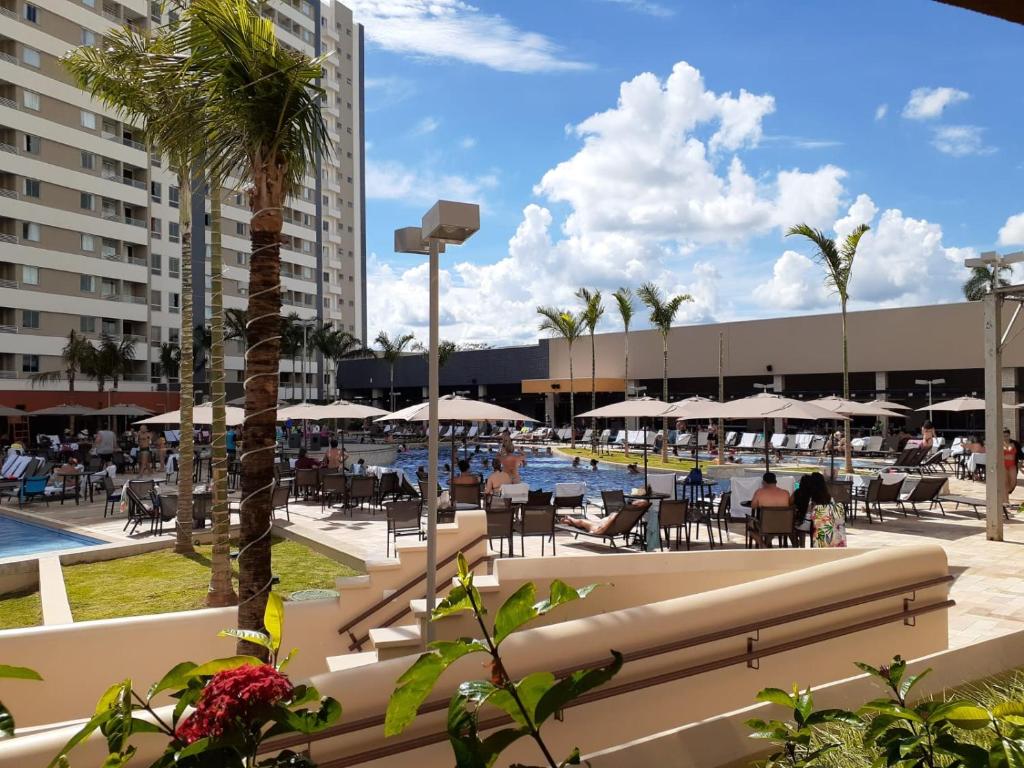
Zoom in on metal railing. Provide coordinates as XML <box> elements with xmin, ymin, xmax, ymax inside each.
<box><xmin>0</xmin><ymin>188</ymin><xmax>16</xmax><ymax>199</ymax></box>
<box><xmin>281</xmin><ymin>574</ymin><xmax>955</xmax><ymax>767</ymax></box>
<box><xmin>0</xmin><ymin>96</ymin><xmax>16</xmax><ymax>110</ymax></box>
<box><xmin>0</xmin><ymin>370</ymin><xmax>16</xmax><ymax>379</ymax></box>
<box><xmin>122</xmin><ymin>178</ymin><xmax>145</xmax><ymax>189</ymax></box>
<box><xmin>0</xmin><ymin>233</ymin><xmax>17</xmax><ymax>244</ymax></box>
<box><xmin>0</xmin><ymin>323</ymin><xmax>17</xmax><ymax>333</ymax></box>
<box><xmin>0</xmin><ymin>6</ymin><xmax>16</xmax><ymax>20</ymax></box>
<box><xmin>0</xmin><ymin>278</ymin><xmax>18</xmax><ymax>289</ymax></box>
<box><xmin>122</xmin><ymin>137</ymin><xmax>144</xmax><ymax>151</ymax></box>
<box><xmin>0</xmin><ymin>51</ymin><xmax>16</xmax><ymax>65</ymax></box>
<box><xmin>0</xmin><ymin>142</ymin><xmax>17</xmax><ymax>154</ymax></box>
<box><xmin>126</xmin><ymin>216</ymin><xmax>145</xmax><ymax>227</ymax></box>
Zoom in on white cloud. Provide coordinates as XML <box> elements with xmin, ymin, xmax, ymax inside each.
<box><xmin>902</xmin><ymin>86</ymin><xmax>969</xmax><ymax>120</ymax></box>
<box><xmin>459</xmin><ymin>137</ymin><xmax>477</xmax><ymax>150</ymax></box>
<box><xmin>874</xmin><ymin>104</ymin><xmax>888</xmax><ymax>121</ymax></box>
<box><xmin>412</xmin><ymin>116</ymin><xmax>439</xmax><ymax>135</ymax></box>
<box><xmin>595</xmin><ymin>0</ymin><xmax>675</xmax><ymax>17</ymax></box>
<box><xmin>754</xmin><ymin>250</ymin><xmax>831</xmax><ymax>310</ymax></box>
<box><xmin>834</xmin><ymin>193</ymin><xmax>878</xmax><ymax>238</ymax></box>
<box><xmin>367</xmin><ymin>60</ymin><xmax>854</xmax><ymax>344</ymax></box>
<box><xmin>931</xmin><ymin>125</ymin><xmax>996</xmax><ymax>157</ymax></box>
<box><xmin>366</xmin><ymin>159</ymin><xmax>498</xmax><ymax>205</ymax></box>
<box><xmin>364</xmin><ymin>76</ymin><xmax>414</xmax><ymax>110</ymax></box>
<box><xmin>998</xmin><ymin>212</ymin><xmax>1024</xmax><ymax>245</ymax></box>
<box><xmin>347</xmin><ymin>0</ymin><xmax>588</xmax><ymax>73</ymax></box>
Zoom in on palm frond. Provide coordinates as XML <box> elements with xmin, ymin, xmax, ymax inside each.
<box><xmin>637</xmin><ymin>282</ymin><xmax>691</xmax><ymax>337</ymax></box>
<box><xmin>537</xmin><ymin>306</ymin><xmax>583</xmax><ymax>342</ymax></box>
<box><xmin>613</xmin><ymin>287</ymin><xmax>634</xmax><ymax>330</ymax></box>
<box><xmin>575</xmin><ymin>287</ymin><xmax>605</xmax><ymax>332</ymax></box>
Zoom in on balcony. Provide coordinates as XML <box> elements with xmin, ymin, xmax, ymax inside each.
<box><xmin>0</xmin><ymin>51</ymin><xmax>15</xmax><ymax>66</ymax></box>
<box><xmin>0</xmin><ymin>233</ymin><xmax>17</xmax><ymax>244</ymax></box>
<box><xmin>0</xmin><ymin>96</ymin><xmax>15</xmax><ymax>110</ymax></box>
<box><xmin>0</xmin><ymin>370</ymin><xmax>15</xmax><ymax>379</ymax></box>
<box><xmin>0</xmin><ymin>323</ymin><xmax>16</xmax><ymax>334</ymax></box>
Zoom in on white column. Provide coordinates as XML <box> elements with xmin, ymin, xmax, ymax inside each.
<box><xmin>984</xmin><ymin>292</ymin><xmax>1004</xmax><ymax>541</ymax></box>
<box><xmin>477</xmin><ymin>384</ymin><xmax>487</xmax><ymax>398</ymax></box>
<box><xmin>772</xmin><ymin>374</ymin><xmax>785</xmax><ymax>434</ymax></box>
<box><xmin>545</xmin><ymin>392</ymin><xmax>556</xmax><ymax>426</ymax></box>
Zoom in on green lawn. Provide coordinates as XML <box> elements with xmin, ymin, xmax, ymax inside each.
<box><xmin>0</xmin><ymin>589</ymin><xmax>42</xmax><ymax>630</ymax></box>
<box><xmin>64</xmin><ymin>538</ymin><xmax>361</xmax><ymax>622</ymax></box>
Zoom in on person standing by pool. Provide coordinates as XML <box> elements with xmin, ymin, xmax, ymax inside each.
<box><xmin>1002</xmin><ymin>429</ymin><xmax>1020</xmax><ymax>506</ymax></box>
<box><xmin>94</xmin><ymin>426</ymin><xmax>116</xmax><ymax>466</ymax></box>
<box><xmin>500</xmin><ymin>447</ymin><xmax>526</xmax><ymax>483</ymax></box>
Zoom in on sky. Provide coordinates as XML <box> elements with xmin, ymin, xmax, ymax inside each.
<box><xmin>350</xmin><ymin>0</ymin><xmax>1024</xmax><ymax>347</ymax></box>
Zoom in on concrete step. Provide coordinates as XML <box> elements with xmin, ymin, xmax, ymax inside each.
<box><xmin>325</xmin><ymin>650</ymin><xmax>379</xmax><ymax>673</ymax></box>
<box><xmin>368</xmin><ymin>624</ymin><xmax>422</xmax><ymax>651</ymax></box>
<box><xmin>335</xmin><ymin>574</ymin><xmax>371</xmax><ymax>591</ymax></box>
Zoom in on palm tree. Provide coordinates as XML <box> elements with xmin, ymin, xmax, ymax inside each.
<box><xmin>637</xmin><ymin>283</ymin><xmax>692</xmax><ymax>461</ymax></box>
<box><xmin>326</xmin><ymin>329</ymin><xmax>367</xmax><ymax>396</ymax></box>
<box><xmin>537</xmin><ymin>307</ymin><xmax>584</xmax><ymax>448</ymax></box>
<box><xmin>575</xmin><ymin>288</ymin><xmax>604</xmax><ymax>445</ymax></box>
<box><xmin>375</xmin><ymin>331</ymin><xmax>416</xmax><ymax>410</ymax></box>
<box><xmin>311</xmin><ymin>323</ymin><xmax>365</xmax><ymax>397</ymax></box>
<box><xmin>157</xmin><ymin>342</ymin><xmax>181</xmax><ymax>384</ymax></box>
<box><xmin>279</xmin><ymin>313</ymin><xmax>306</xmax><ymax>401</ymax></box>
<box><xmin>224</xmin><ymin>308</ymin><xmax>248</xmax><ymax>349</ymax></box>
<box><xmin>64</xmin><ymin>22</ymin><xmax>201</xmax><ymax>555</ymax></box>
<box><xmin>786</xmin><ymin>223</ymin><xmax>870</xmax><ymax>473</ymax></box>
<box><xmin>91</xmin><ymin>334</ymin><xmax>137</xmax><ymax>391</ymax></box>
<box><xmin>964</xmin><ymin>264</ymin><xmax>1011</xmax><ymax>301</ymax></box>
<box><xmin>413</xmin><ymin>339</ymin><xmax>458</xmax><ymax>370</ymax></box>
<box><xmin>207</xmin><ymin>182</ymin><xmax>235</xmax><ymax>607</ymax></box>
<box><xmin>180</xmin><ymin>0</ymin><xmax>331</xmax><ymax>652</ymax></box>
<box><xmin>30</xmin><ymin>330</ymin><xmax>94</xmax><ymax>391</ymax></box>
<box><xmin>612</xmin><ymin>288</ymin><xmax>634</xmax><ymax>457</ymax></box>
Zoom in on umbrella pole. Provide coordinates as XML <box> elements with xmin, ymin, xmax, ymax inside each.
<box><xmin>450</xmin><ymin>424</ymin><xmax>456</xmax><ymax>487</ymax></box>
<box><xmin>643</xmin><ymin>423</ymin><xmax>649</xmax><ymax>492</ymax></box>
<box><xmin>764</xmin><ymin>417</ymin><xmax>770</xmax><ymax>473</ymax></box>
<box><xmin>829</xmin><ymin>419</ymin><xmax>836</xmax><ymax>479</ymax></box>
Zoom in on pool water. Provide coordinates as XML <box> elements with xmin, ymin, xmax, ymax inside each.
<box><xmin>389</xmin><ymin>447</ymin><xmax>723</xmax><ymax>501</ymax></box>
<box><xmin>0</xmin><ymin>515</ymin><xmax>102</xmax><ymax>558</ymax></box>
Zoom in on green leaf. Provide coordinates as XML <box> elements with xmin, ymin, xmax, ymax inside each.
<box><xmin>934</xmin><ymin>703</ymin><xmax>991</xmax><ymax>730</ymax></box>
<box><xmin>218</xmin><ymin>629</ymin><xmax>274</xmax><ymax>650</ymax></box>
<box><xmin>805</xmin><ymin>708</ymin><xmax>861</xmax><ymax>727</ymax></box>
<box><xmin>0</xmin><ymin>665</ymin><xmax>42</xmax><ymax>681</ymax></box>
<box><xmin>385</xmin><ymin>641</ymin><xmax>484</xmax><ymax>737</ymax></box>
<box><xmin>899</xmin><ymin>668</ymin><xmax>930</xmax><ymax>700</ymax></box>
<box><xmin>995</xmin><ymin>703</ymin><xmax>1024</xmax><ymax>720</ymax></box>
<box><xmin>432</xmin><ymin>584</ymin><xmax>477</xmax><ymax>620</ymax></box>
<box><xmin>458</xmin><ymin>680</ymin><xmax>499</xmax><ymax>705</ymax></box>
<box><xmin>101</xmin><ymin>746</ymin><xmax>136</xmax><ymax>767</ymax></box>
<box><xmin>534</xmin><ymin>651</ymin><xmax>623</xmax><ymax>726</ymax></box>
<box><xmin>559</xmin><ymin>746</ymin><xmax>582</xmax><ymax>766</ymax></box>
<box><xmin>147</xmin><ymin>661</ymin><xmax>198</xmax><ymax>699</ymax></box>
<box><xmin>46</xmin><ymin>709</ymin><xmax>116</xmax><ymax>768</ymax></box>
<box><xmin>484</xmin><ymin>673</ymin><xmax>558</xmax><ymax>729</ymax></box>
<box><xmin>94</xmin><ymin>681</ymin><xmax>128</xmax><ymax>716</ymax></box>
<box><xmin>189</xmin><ymin>655</ymin><xmax>264</xmax><ymax>678</ymax></box>
<box><xmin>534</xmin><ymin>581</ymin><xmax>600</xmax><ymax>617</ymax></box>
<box><xmin>493</xmin><ymin>583</ymin><xmax>538</xmax><ymax>646</ymax></box>
<box><xmin>266</xmin><ymin>697</ymin><xmax>342</xmax><ymax>736</ymax></box>
<box><xmin>0</xmin><ymin>703</ymin><xmax>14</xmax><ymax>740</ymax></box>
<box><xmin>264</xmin><ymin>592</ymin><xmax>285</xmax><ymax>655</ymax></box>
<box><xmin>479</xmin><ymin>728</ymin><xmax>528</xmax><ymax>767</ymax></box>
<box><xmin>755</xmin><ymin>688</ymin><xmax>797</xmax><ymax>710</ymax></box>
<box><xmin>456</xmin><ymin>552</ymin><xmax>470</xmax><ymax>581</ymax></box>
<box><xmin>278</xmin><ymin>648</ymin><xmax>299</xmax><ymax>672</ymax></box>
<box><xmin>858</xmin><ymin>700</ymin><xmax>924</xmax><ymax>723</ymax></box>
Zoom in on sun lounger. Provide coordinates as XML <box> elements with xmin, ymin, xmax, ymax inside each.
<box><xmin>676</xmin><ymin>432</ymin><xmax>691</xmax><ymax>447</ymax></box>
<box><xmin>862</xmin><ymin>436</ymin><xmax>884</xmax><ymax>454</ymax></box>
<box><xmin>793</xmin><ymin>434</ymin><xmax>813</xmax><ymax>451</ymax></box>
<box><xmin>556</xmin><ymin>504</ymin><xmax>646</xmax><ymax>548</ymax></box>
<box><xmin>599</xmin><ymin>429</ymin><xmax>611</xmax><ymax>447</ymax></box>
<box><xmin>809</xmin><ymin>436</ymin><xmax>827</xmax><ymax>452</ymax></box>
<box><xmin>738</xmin><ymin>433</ymin><xmax>757</xmax><ymax>449</ymax></box>
<box><xmin>466</xmin><ymin>425</ymin><xmax>479</xmax><ymax>439</ymax></box>
<box><xmin>936</xmin><ymin>494</ymin><xmax>1011</xmax><ymax>520</ymax></box>
<box><xmin>898</xmin><ymin>476</ymin><xmax>947</xmax><ymax>516</ymax></box>
<box><xmin>554</xmin><ymin>482</ymin><xmax>587</xmax><ymax>515</ymax></box>
<box><xmin>770</xmin><ymin>434</ymin><xmax>788</xmax><ymax>450</ymax></box>
<box><xmin>725</xmin><ymin>431</ymin><xmax>739</xmax><ymax>447</ymax></box>
<box><xmin>581</xmin><ymin>429</ymin><xmax>593</xmax><ymax>443</ymax></box>
<box><xmin>647</xmin><ymin>473</ymin><xmax>676</xmax><ymax>499</ymax></box>
<box><xmin>697</xmin><ymin>431</ymin><xmax>709</xmax><ymax>448</ymax></box>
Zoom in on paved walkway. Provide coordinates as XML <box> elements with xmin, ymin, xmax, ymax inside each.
<box><xmin>5</xmin><ymin>472</ymin><xmax>1023</xmax><ymax>648</ymax></box>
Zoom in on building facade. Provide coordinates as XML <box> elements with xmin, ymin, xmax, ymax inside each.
<box><xmin>0</xmin><ymin>0</ymin><xmax>366</xmax><ymax>409</ymax></box>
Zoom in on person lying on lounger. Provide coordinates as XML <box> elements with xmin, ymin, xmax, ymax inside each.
<box><xmin>561</xmin><ymin>498</ymin><xmax>651</xmax><ymax>535</ymax></box>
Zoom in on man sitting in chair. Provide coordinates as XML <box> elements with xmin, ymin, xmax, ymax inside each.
<box><xmin>750</xmin><ymin>472</ymin><xmax>791</xmax><ymax>509</ymax></box>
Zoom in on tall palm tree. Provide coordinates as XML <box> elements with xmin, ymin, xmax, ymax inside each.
<box><xmin>964</xmin><ymin>264</ymin><xmax>1011</xmax><ymax>301</ymax></box>
<box><xmin>92</xmin><ymin>334</ymin><xmax>137</xmax><ymax>391</ymax></box>
<box><xmin>612</xmin><ymin>288</ymin><xmax>634</xmax><ymax>457</ymax></box>
<box><xmin>279</xmin><ymin>313</ymin><xmax>305</xmax><ymax>401</ymax></box>
<box><xmin>180</xmin><ymin>0</ymin><xmax>331</xmax><ymax>652</ymax></box>
<box><xmin>375</xmin><ymin>331</ymin><xmax>416</xmax><ymax>410</ymax></box>
<box><xmin>413</xmin><ymin>339</ymin><xmax>458</xmax><ymax>370</ymax></box>
<box><xmin>637</xmin><ymin>283</ymin><xmax>692</xmax><ymax>461</ymax></box>
<box><xmin>207</xmin><ymin>182</ymin><xmax>235</xmax><ymax>607</ymax></box>
<box><xmin>325</xmin><ymin>329</ymin><xmax>367</xmax><ymax>396</ymax></box>
<box><xmin>786</xmin><ymin>223</ymin><xmax>870</xmax><ymax>473</ymax></box>
<box><xmin>224</xmin><ymin>308</ymin><xmax>248</xmax><ymax>349</ymax></box>
<box><xmin>30</xmin><ymin>330</ymin><xmax>94</xmax><ymax>391</ymax></box>
<box><xmin>537</xmin><ymin>307</ymin><xmax>584</xmax><ymax>448</ymax></box>
<box><xmin>311</xmin><ymin>323</ymin><xmax>365</xmax><ymax>397</ymax></box>
<box><xmin>157</xmin><ymin>342</ymin><xmax>181</xmax><ymax>384</ymax></box>
<box><xmin>64</xmin><ymin>23</ymin><xmax>200</xmax><ymax>555</ymax></box>
<box><xmin>575</xmin><ymin>288</ymin><xmax>604</xmax><ymax>444</ymax></box>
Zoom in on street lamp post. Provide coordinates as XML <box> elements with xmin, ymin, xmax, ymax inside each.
<box><xmin>395</xmin><ymin>201</ymin><xmax>480</xmax><ymax>642</ymax></box>
<box><xmin>914</xmin><ymin>378</ymin><xmax>945</xmax><ymax>421</ymax></box>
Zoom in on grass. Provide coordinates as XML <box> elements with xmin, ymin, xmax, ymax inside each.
<box><xmin>64</xmin><ymin>538</ymin><xmax>361</xmax><ymax>622</ymax></box>
<box><xmin>0</xmin><ymin>589</ymin><xmax>42</xmax><ymax>630</ymax></box>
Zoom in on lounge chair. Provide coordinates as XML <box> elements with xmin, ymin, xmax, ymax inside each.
<box><xmin>724</xmin><ymin>431</ymin><xmax>739</xmax><ymax>447</ymax></box>
<box><xmin>376</xmin><ymin>471</ymin><xmax>401</xmax><ymax>506</ymax></box>
<box><xmin>738</xmin><ymin>433</ymin><xmax>757</xmax><ymax>450</ymax></box>
<box><xmin>809</xmin><ymin>435</ymin><xmax>827</xmax><ymax>452</ymax></box>
<box><xmin>793</xmin><ymin>434</ymin><xmax>813</xmax><ymax>452</ymax></box>
<box><xmin>676</xmin><ymin>432</ymin><xmax>692</xmax><ymax>447</ymax></box>
<box><xmin>17</xmin><ymin>476</ymin><xmax>48</xmax><ymax>508</ymax></box>
<box><xmin>647</xmin><ymin>473</ymin><xmax>677</xmax><ymax>499</ymax></box>
<box><xmin>770</xmin><ymin>434</ymin><xmax>789</xmax><ymax>451</ymax></box>
<box><xmin>580</xmin><ymin>429</ymin><xmax>593</xmax><ymax>444</ymax></box>
<box><xmin>898</xmin><ymin>476</ymin><xmax>947</xmax><ymax>517</ymax></box>
<box><xmin>556</xmin><ymin>504</ymin><xmax>646</xmax><ymax>548</ymax></box>
<box><xmin>696</xmin><ymin>431</ymin><xmax>709</xmax><ymax>449</ymax></box>
<box><xmin>466</xmin><ymin>425</ymin><xmax>479</xmax><ymax>439</ymax></box>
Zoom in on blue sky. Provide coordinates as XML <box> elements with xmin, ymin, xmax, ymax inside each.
<box><xmin>350</xmin><ymin>0</ymin><xmax>1024</xmax><ymax>346</ymax></box>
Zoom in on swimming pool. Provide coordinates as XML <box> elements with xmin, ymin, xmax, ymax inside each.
<box><xmin>0</xmin><ymin>515</ymin><xmax>103</xmax><ymax>559</ymax></box>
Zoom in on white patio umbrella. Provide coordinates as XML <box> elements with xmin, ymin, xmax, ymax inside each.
<box><xmin>28</xmin><ymin>404</ymin><xmax>101</xmax><ymax>416</ymax></box>
<box><xmin>866</xmin><ymin>399</ymin><xmax>912</xmax><ymax>411</ymax></box>
<box><xmin>135</xmin><ymin>405</ymin><xmax>246</xmax><ymax>427</ymax></box>
<box><xmin>577</xmin><ymin>397</ymin><xmax>675</xmax><ymax>488</ymax></box>
<box><xmin>277</xmin><ymin>400</ymin><xmax>391</xmax><ymax>474</ymax></box>
<box><xmin>0</xmin><ymin>404</ymin><xmax>27</xmax><ymax>418</ymax></box>
<box><xmin>377</xmin><ymin>394</ymin><xmax>537</xmax><ymax>484</ymax></box>
<box><xmin>809</xmin><ymin>396</ymin><xmax>905</xmax><ymax>418</ymax></box>
<box><xmin>915</xmin><ymin>396</ymin><xmax>988</xmax><ymax>412</ymax></box>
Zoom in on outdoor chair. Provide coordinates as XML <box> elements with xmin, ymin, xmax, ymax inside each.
<box><xmin>51</xmin><ymin>474</ymin><xmax>81</xmax><ymax>506</ymax></box>
<box><xmin>348</xmin><ymin>476</ymin><xmax>376</xmax><ymax>512</ymax></box>
<box><xmin>321</xmin><ymin>473</ymin><xmax>348</xmax><ymax>512</ymax></box>
<box><xmin>102</xmin><ymin>474</ymin><xmax>122</xmax><ymax>518</ymax></box>
<box><xmin>515</xmin><ymin>504</ymin><xmax>557</xmax><ymax>556</ymax></box>
<box><xmin>527</xmin><ymin>489</ymin><xmax>552</xmax><ymax>507</ymax></box>
<box><xmin>684</xmin><ymin>494</ymin><xmax>724</xmax><ymax>548</ymax></box>
<box><xmin>658</xmin><ymin>499</ymin><xmax>687</xmax><ymax>550</ymax></box>
<box><xmin>452</xmin><ymin>482</ymin><xmax>482</xmax><ymax>510</ymax></box>
<box><xmin>129</xmin><ymin>479</ymin><xmax>156</xmax><ymax>497</ymax></box>
<box><xmin>554</xmin><ymin>482</ymin><xmax>586</xmax><ymax>515</ymax></box>
<box><xmin>149</xmin><ymin>492</ymin><xmax>179</xmax><ymax>535</ymax></box>
<box><xmin>864</xmin><ymin>475</ymin><xmax>905</xmax><ymax>522</ymax></box>
<box><xmin>917</xmin><ymin>452</ymin><xmax>950</xmax><ymax>475</ymax></box>
<box><xmin>18</xmin><ymin>476</ymin><xmax>48</xmax><ymax>508</ymax></box>
<box><xmin>294</xmin><ymin>468</ymin><xmax>321</xmax><ymax>501</ymax></box>
<box><xmin>556</xmin><ymin>505</ymin><xmax>647</xmax><ymax>549</ymax></box>
<box><xmin>485</xmin><ymin>496</ymin><xmax>514</xmax><ymax>557</ymax></box>
<box><xmin>190</xmin><ymin>493</ymin><xmax>212</xmax><ymax>530</ymax></box>
<box><xmin>376</xmin><ymin>472</ymin><xmax>400</xmax><ymax>506</ymax></box>
<box><xmin>898</xmin><ymin>476</ymin><xmax>948</xmax><ymax>517</ymax></box>
<box><xmin>826</xmin><ymin>479</ymin><xmax>855</xmax><ymax>521</ymax></box>
<box><xmin>600</xmin><ymin>489</ymin><xmax>628</xmax><ymax>517</ymax></box>
<box><xmin>386</xmin><ymin>499</ymin><xmax>424</xmax><ymax>557</ymax></box>
<box><xmin>270</xmin><ymin>481</ymin><xmax>290</xmax><ymax>524</ymax></box>
<box><xmin>746</xmin><ymin>506</ymin><xmax>796</xmax><ymax>549</ymax></box>
<box><xmin>123</xmin><ymin>485</ymin><xmax>155</xmax><ymax>535</ymax></box>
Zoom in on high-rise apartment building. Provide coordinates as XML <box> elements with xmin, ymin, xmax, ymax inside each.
<box><xmin>0</xmin><ymin>0</ymin><xmax>366</xmax><ymax>407</ymax></box>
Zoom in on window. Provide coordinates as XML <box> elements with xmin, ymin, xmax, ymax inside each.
<box><xmin>150</xmin><ymin>325</ymin><xmax>161</xmax><ymax>342</ymax></box>
<box><xmin>21</xmin><ymin>310</ymin><xmax>39</xmax><ymax>329</ymax></box>
<box><xmin>80</xmin><ymin>274</ymin><xmax>95</xmax><ymax>292</ymax></box>
<box><xmin>150</xmin><ymin>181</ymin><xmax>161</xmax><ymax>202</ymax></box>
<box><xmin>80</xmin><ymin>234</ymin><xmax>95</xmax><ymax>253</ymax></box>
<box><xmin>149</xmin><ymin>0</ymin><xmax>159</xmax><ymax>19</ymax></box>
<box><xmin>169</xmin><ymin>292</ymin><xmax>180</xmax><ymax>312</ymax></box>
<box><xmin>168</xmin><ymin>185</ymin><xmax>179</xmax><ymax>208</ymax></box>
<box><xmin>22</xmin><ymin>266</ymin><xmax>38</xmax><ymax>285</ymax></box>
<box><xmin>80</xmin><ymin>316</ymin><xmax>95</xmax><ymax>333</ymax></box>
<box><xmin>168</xmin><ymin>256</ymin><xmax>180</xmax><ymax>278</ymax></box>
<box><xmin>235</xmin><ymin>221</ymin><xmax>246</xmax><ymax>236</ymax></box>
<box><xmin>101</xmin><ymin>239</ymin><xmax>116</xmax><ymax>259</ymax></box>
<box><xmin>150</xmin><ymin>289</ymin><xmax>161</xmax><ymax>310</ymax></box>
<box><xmin>83</xmin><ymin>0</ymin><xmax>94</xmax><ymax>7</ymax></box>
<box><xmin>80</xmin><ymin>192</ymin><xmax>94</xmax><ymax>211</ymax></box>
<box><xmin>150</xmin><ymin>253</ymin><xmax>161</xmax><ymax>275</ymax></box>
<box><xmin>81</xmin><ymin>28</ymin><xmax>95</xmax><ymax>46</ymax></box>
<box><xmin>81</xmin><ymin>151</ymin><xmax>95</xmax><ymax>170</ymax></box>
<box><xmin>22</xmin><ymin>355</ymin><xmax>39</xmax><ymax>373</ymax></box>
<box><xmin>150</xmin><ymin>217</ymin><xmax>161</xmax><ymax>237</ymax></box>
<box><xmin>21</xmin><ymin>222</ymin><xmax>40</xmax><ymax>242</ymax></box>
<box><xmin>22</xmin><ymin>47</ymin><xmax>40</xmax><ymax>67</ymax></box>
<box><xmin>80</xmin><ymin>111</ymin><xmax>96</xmax><ymax>129</ymax></box>
<box><xmin>24</xmin><ymin>135</ymin><xmax>40</xmax><ymax>154</ymax></box>
<box><xmin>23</xmin><ymin>178</ymin><xmax>39</xmax><ymax>197</ymax></box>
<box><xmin>322</xmin><ymin>271</ymin><xmax>329</xmax><ymax>282</ymax></box>
<box><xmin>169</xmin><ymin>328</ymin><xmax>179</xmax><ymax>344</ymax></box>
<box><xmin>23</xmin><ymin>90</ymin><xmax>40</xmax><ymax>111</ymax></box>
<box><xmin>302</xmin><ymin>241</ymin><xmax>312</xmax><ymax>253</ymax></box>
<box><xmin>23</xmin><ymin>3</ymin><xmax>38</xmax><ymax>22</ymax></box>
<box><xmin>168</xmin><ymin>222</ymin><xmax>179</xmax><ymax>242</ymax></box>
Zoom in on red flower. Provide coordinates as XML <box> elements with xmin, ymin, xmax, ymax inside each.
<box><xmin>176</xmin><ymin>664</ymin><xmax>294</xmax><ymax>745</ymax></box>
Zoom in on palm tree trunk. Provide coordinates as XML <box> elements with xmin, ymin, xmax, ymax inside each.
<box><xmin>207</xmin><ymin>182</ymin><xmax>236</xmax><ymax>607</ymax></box>
<box><xmin>237</xmin><ymin>176</ymin><xmax>284</xmax><ymax>659</ymax></box>
<box><xmin>389</xmin><ymin>363</ymin><xmax>395</xmax><ymax>411</ymax></box>
<box><xmin>841</xmin><ymin>298</ymin><xmax>852</xmax><ymax>473</ymax></box>
<box><xmin>568</xmin><ymin>346</ymin><xmax>575</xmax><ymax>449</ymax></box>
<box><xmin>661</xmin><ymin>340</ymin><xmax>669</xmax><ymax>462</ymax></box>
<box><xmin>175</xmin><ymin>181</ymin><xmax>195</xmax><ymax>556</ymax></box>
<box><xmin>622</xmin><ymin>330</ymin><xmax>629</xmax><ymax>458</ymax></box>
<box><xmin>590</xmin><ymin>331</ymin><xmax>596</xmax><ymax>448</ymax></box>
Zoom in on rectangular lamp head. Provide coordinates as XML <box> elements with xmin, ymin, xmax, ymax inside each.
<box><xmin>422</xmin><ymin>200</ymin><xmax>480</xmax><ymax>245</ymax></box>
<box><xmin>394</xmin><ymin>226</ymin><xmax>430</xmax><ymax>255</ymax></box>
